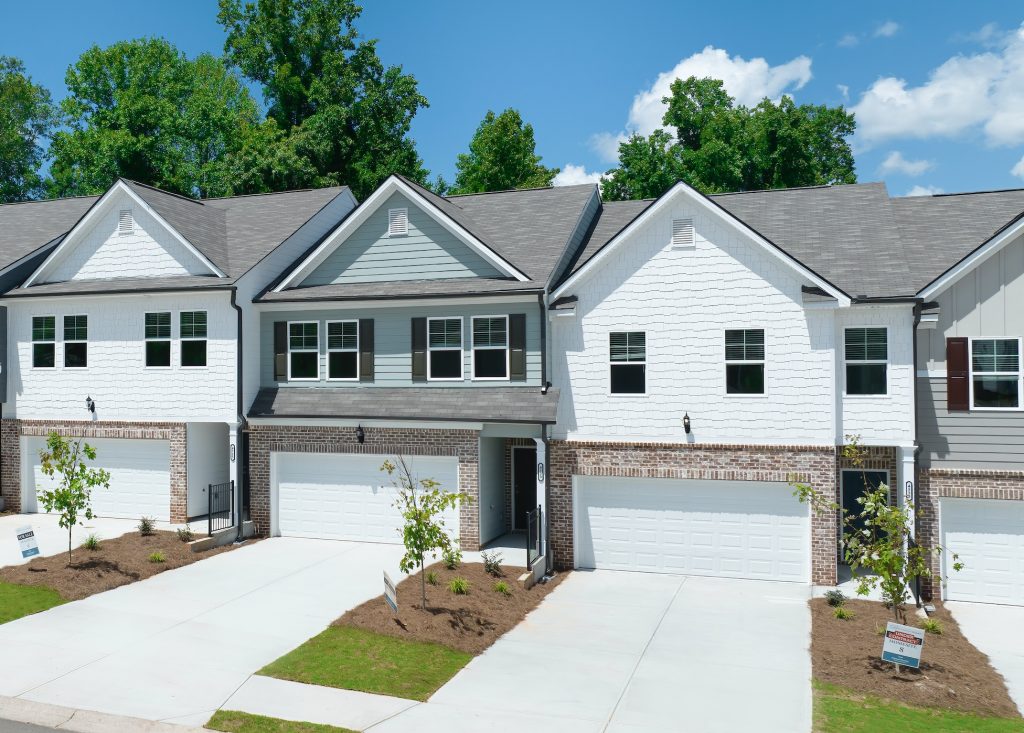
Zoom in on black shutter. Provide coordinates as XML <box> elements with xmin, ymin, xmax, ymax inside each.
<box><xmin>359</xmin><ymin>319</ymin><xmax>374</xmax><ymax>382</ymax></box>
<box><xmin>510</xmin><ymin>313</ymin><xmax>526</xmax><ymax>382</ymax></box>
<box><xmin>411</xmin><ymin>317</ymin><xmax>427</xmax><ymax>382</ymax></box>
<box><xmin>946</xmin><ymin>337</ymin><xmax>969</xmax><ymax>411</ymax></box>
<box><xmin>273</xmin><ymin>321</ymin><xmax>287</xmax><ymax>382</ymax></box>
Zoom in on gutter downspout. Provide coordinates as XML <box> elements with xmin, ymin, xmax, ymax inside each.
<box><xmin>230</xmin><ymin>288</ymin><xmax>247</xmax><ymax>542</ymax></box>
<box><xmin>911</xmin><ymin>300</ymin><xmax>923</xmax><ymax>606</ymax></box>
<box><xmin>538</xmin><ymin>293</ymin><xmax>548</xmax><ymax>391</ymax></box>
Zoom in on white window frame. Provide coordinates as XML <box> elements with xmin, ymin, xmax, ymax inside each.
<box><xmin>471</xmin><ymin>315</ymin><xmax>510</xmax><ymax>382</ymax></box>
<box><xmin>388</xmin><ymin>207</ymin><xmax>409</xmax><ymax>237</ymax></box>
<box><xmin>287</xmin><ymin>320</ymin><xmax>320</xmax><ymax>381</ymax></box>
<box><xmin>326</xmin><ymin>320</ymin><xmax>359</xmax><ymax>382</ymax></box>
<box><xmin>179</xmin><ymin>310</ymin><xmax>208</xmax><ymax>369</ymax></box>
<box><xmin>968</xmin><ymin>336</ymin><xmax>1023</xmax><ymax>412</ymax></box>
<box><xmin>31</xmin><ymin>314</ymin><xmax>56</xmax><ymax>369</ymax></box>
<box><xmin>608</xmin><ymin>330</ymin><xmax>647</xmax><ymax>396</ymax></box>
<box><xmin>427</xmin><ymin>316</ymin><xmax>464</xmax><ymax>382</ymax></box>
<box><xmin>843</xmin><ymin>326</ymin><xmax>889</xmax><ymax>397</ymax></box>
<box><xmin>144</xmin><ymin>311</ymin><xmax>172</xmax><ymax>369</ymax></box>
<box><xmin>62</xmin><ymin>314</ymin><xmax>88</xmax><ymax>369</ymax></box>
<box><xmin>724</xmin><ymin>327</ymin><xmax>767</xmax><ymax>397</ymax></box>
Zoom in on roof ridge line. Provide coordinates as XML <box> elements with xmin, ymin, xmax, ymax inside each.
<box><xmin>0</xmin><ymin>194</ymin><xmax>99</xmax><ymax>208</ymax></box>
<box><xmin>445</xmin><ymin>183</ymin><xmax>596</xmax><ymax>199</ymax></box>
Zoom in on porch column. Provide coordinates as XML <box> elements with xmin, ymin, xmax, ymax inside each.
<box><xmin>228</xmin><ymin>422</ymin><xmax>240</xmax><ymax>524</ymax></box>
<box><xmin>532</xmin><ymin>437</ymin><xmax>547</xmax><ymax>558</ymax></box>
<box><xmin>897</xmin><ymin>444</ymin><xmax>917</xmax><ymax>541</ymax></box>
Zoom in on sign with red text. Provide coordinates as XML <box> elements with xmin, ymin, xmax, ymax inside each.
<box><xmin>881</xmin><ymin>622</ymin><xmax>924</xmax><ymax>668</ymax></box>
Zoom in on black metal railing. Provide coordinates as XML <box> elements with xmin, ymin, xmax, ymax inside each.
<box><xmin>526</xmin><ymin>505</ymin><xmax>542</xmax><ymax>569</ymax></box>
<box><xmin>208</xmin><ymin>480</ymin><xmax>234</xmax><ymax>536</ymax></box>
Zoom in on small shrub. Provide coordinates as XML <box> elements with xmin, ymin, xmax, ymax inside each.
<box><xmin>426</xmin><ymin>571</ymin><xmax>439</xmax><ymax>586</ymax></box>
<box><xmin>442</xmin><ymin>543</ymin><xmax>462</xmax><ymax>570</ymax></box>
<box><xmin>824</xmin><ymin>589</ymin><xmax>846</xmax><ymax>607</ymax></box>
<box><xmin>176</xmin><ymin>525</ymin><xmax>194</xmax><ymax>543</ymax></box>
<box><xmin>138</xmin><ymin>516</ymin><xmax>156</xmax><ymax>536</ymax></box>
<box><xmin>922</xmin><ymin>618</ymin><xmax>943</xmax><ymax>635</ymax></box>
<box><xmin>493</xmin><ymin>580</ymin><xmax>512</xmax><ymax>597</ymax></box>
<box><xmin>448</xmin><ymin>577</ymin><xmax>469</xmax><ymax>595</ymax></box>
<box><xmin>833</xmin><ymin>607</ymin><xmax>855</xmax><ymax>620</ymax></box>
<box><xmin>148</xmin><ymin>551</ymin><xmax>166</xmax><ymax>563</ymax></box>
<box><xmin>81</xmin><ymin>533</ymin><xmax>101</xmax><ymax>551</ymax></box>
<box><xmin>481</xmin><ymin>550</ymin><xmax>504</xmax><ymax>577</ymax></box>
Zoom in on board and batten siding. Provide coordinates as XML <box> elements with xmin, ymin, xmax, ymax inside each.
<box><xmin>300</xmin><ymin>192</ymin><xmax>503</xmax><ymax>286</ymax></box>
<box><xmin>916</xmin><ymin>234</ymin><xmax>1024</xmax><ymax>469</ymax></box>
<box><xmin>260</xmin><ymin>301</ymin><xmax>541</xmax><ymax>387</ymax></box>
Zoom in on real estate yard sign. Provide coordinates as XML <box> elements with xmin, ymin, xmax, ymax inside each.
<box><xmin>881</xmin><ymin>622</ymin><xmax>924</xmax><ymax>669</ymax></box>
<box><xmin>383</xmin><ymin>570</ymin><xmax>398</xmax><ymax>612</ymax></box>
<box><xmin>17</xmin><ymin>526</ymin><xmax>39</xmax><ymax>559</ymax></box>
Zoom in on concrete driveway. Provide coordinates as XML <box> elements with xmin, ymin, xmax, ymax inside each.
<box><xmin>0</xmin><ymin>537</ymin><xmax>405</xmax><ymax>726</ymax></box>
<box><xmin>948</xmin><ymin>602</ymin><xmax>1024</xmax><ymax>715</ymax></box>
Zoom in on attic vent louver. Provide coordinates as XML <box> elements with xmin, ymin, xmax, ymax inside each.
<box><xmin>118</xmin><ymin>209</ymin><xmax>134</xmax><ymax>236</ymax></box>
<box><xmin>671</xmin><ymin>217</ymin><xmax>694</xmax><ymax>249</ymax></box>
<box><xmin>388</xmin><ymin>207</ymin><xmax>408</xmax><ymax>236</ymax></box>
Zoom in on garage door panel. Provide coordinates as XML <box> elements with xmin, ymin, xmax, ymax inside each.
<box><xmin>941</xmin><ymin>499</ymin><xmax>1024</xmax><ymax>605</ymax></box>
<box><xmin>576</xmin><ymin>477</ymin><xmax>809</xmax><ymax>582</ymax></box>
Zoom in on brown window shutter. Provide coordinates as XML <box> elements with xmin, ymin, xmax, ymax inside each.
<box><xmin>946</xmin><ymin>337</ymin><xmax>969</xmax><ymax>411</ymax></box>
<box><xmin>273</xmin><ymin>321</ymin><xmax>287</xmax><ymax>381</ymax></box>
<box><xmin>359</xmin><ymin>319</ymin><xmax>374</xmax><ymax>382</ymax></box>
<box><xmin>411</xmin><ymin>317</ymin><xmax>427</xmax><ymax>382</ymax></box>
<box><xmin>510</xmin><ymin>314</ymin><xmax>526</xmax><ymax>382</ymax></box>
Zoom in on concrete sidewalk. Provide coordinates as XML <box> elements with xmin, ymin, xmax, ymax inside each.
<box><xmin>948</xmin><ymin>602</ymin><xmax>1024</xmax><ymax>715</ymax></box>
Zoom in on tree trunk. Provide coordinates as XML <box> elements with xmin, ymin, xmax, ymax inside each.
<box><xmin>67</xmin><ymin>528</ymin><xmax>72</xmax><ymax>567</ymax></box>
<box><xmin>420</xmin><ymin>554</ymin><xmax>426</xmax><ymax>609</ymax></box>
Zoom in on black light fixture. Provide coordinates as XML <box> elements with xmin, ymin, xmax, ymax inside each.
<box><xmin>85</xmin><ymin>396</ymin><xmax>95</xmax><ymax>414</ymax></box>
<box><xmin>682</xmin><ymin>413</ymin><xmax>691</xmax><ymax>434</ymax></box>
<box><xmin>355</xmin><ymin>425</ymin><xmax>365</xmax><ymax>444</ymax></box>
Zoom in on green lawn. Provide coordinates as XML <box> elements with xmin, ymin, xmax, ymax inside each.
<box><xmin>206</xmin><ymin>710</ymin><xmax>357</xmax><ymax>733</ymax></box>
<box><xmin>0</xmin><ymin>581</ymin><xmax>65</xmax><ymax>624</ymax></box>
<box><xmin>816</xmin><ymin>682</ymin><xmax>1024</xmax><ymax>732</ymax></box>
<box><xmin>258</xmin><ymin>626</ymin><xmax>472</xmax><ymax>701</ymax></box>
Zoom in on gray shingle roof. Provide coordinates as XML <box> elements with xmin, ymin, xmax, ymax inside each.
<box><xmin>2</xmin><ymin>275</ymin><xmax>234</xmax><ymax>298</ymax></box>
<box><xmin>0</xmin><ymin>195</ymin><xmax>99</xmax><ymax>271</ymax></box>
<box><xmin>249</xmin><ymin>386</ymin><xmax>559</xmax><ymax>423</ymax></box>
<box><xmin>562</xmin><ymin>199</ymin><xmax>655</xmax><ymax>280</ymax></box>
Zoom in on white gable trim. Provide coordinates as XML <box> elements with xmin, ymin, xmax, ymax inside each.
<box><xmin>274</xmin><ymin>176</ymin><xmax>529</xmax><ymax>291</ymax></box>
<box><xmin>917</xmin><ymin>214</ymin><xmax>1024</xmax><ymax>300</ymax></box>
<box><xmin>24</xmin><ymin>180</ymin><xmax>225</xmax><ymax>287</ymax></box>
<box><xmin>552</xmin><ymin>181</ymin><xmax>851</xmax><ymax>305</ymax></box>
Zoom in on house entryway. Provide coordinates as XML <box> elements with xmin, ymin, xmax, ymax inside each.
<box><xmin>512</xmin><ymin>445</ymin><xmax>537</xmax><ymax>530</ymax></box>
<box><xmin>478</xmin><ymin>436</ymin><xmax>543</xmax><ymax>548</ymax></box>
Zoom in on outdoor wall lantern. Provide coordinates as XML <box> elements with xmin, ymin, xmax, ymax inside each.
<box><xmin>683</xmin><ymin>413</ymin><xmax>691</xmax><ymax>434</ymax></box>
<box><xmin>355</xmin><ymin>425</ymin><xmax>365</xmax><ymax>444</ymax></box>
<box><xmin>85</xmin><ymin>396</ymin><xmax>95</xmax><ymax>414</ymax></box>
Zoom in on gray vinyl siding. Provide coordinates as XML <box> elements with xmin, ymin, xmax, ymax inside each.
<box><xmin>300</xmin><ymin>192</ymin><xmax>502</xmax><ymax>285</ymax></box>
<box><xmin>261</xmin><ymin>301</ymin><xmax>541</xmax><ymax>387</ymax></box>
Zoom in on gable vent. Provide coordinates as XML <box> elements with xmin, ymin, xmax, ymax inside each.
<box><xmin>118</xmin><ymin>209</ymin><xmax>134</xmax><ymax>236</ymax></box>
<box><xmin>388</xmin><ymin>207</ymin><xmax>409</xmax><ymax>236</ymax></box>
<box><xmin>671</xmin><ymin>217</ymin><xmax>694</xmax><ymax>249</ymax></box>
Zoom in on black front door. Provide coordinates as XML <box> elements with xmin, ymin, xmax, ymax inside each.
<box><xmin>513</xmin><ymin>447</ymin><xmax>537</xmax><ymax>531</ymax></box>
<box><xmin>842</xmin><ymin>470</ymin><xmax>889</xmax><ymax>537</ymax></box>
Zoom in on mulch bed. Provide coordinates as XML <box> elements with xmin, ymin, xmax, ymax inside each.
<box><xmin>811</xmin><ymin>597</ymin><xmax>1020</xmax><ymax>718</ymax></box>
<box><xmin>338</xmin><ymin>561</ymin><xmax>566</xmax><ymax>654</ymax></box>
<box><xmin>0</xmin><ymin>530</ymin><xmax>243</xmax><ymax>601</ymax></box>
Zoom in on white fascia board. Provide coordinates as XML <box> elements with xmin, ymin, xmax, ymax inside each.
<box><xmin>24</xmin><ymin>181</ymin><xmax>225</xmax><ymax>287</ymax></box>
<box><xmin>246</xmin><ymin>417</ymin><xmax>484</xmax><ymax>431</ymax></box>
<box><xmin>917</xmin><ymin>215</ymin><xmax>1024</xmax><ymax>300</ymax></box>
<box><xmin>254</xmin><ymin>293</ymin><xmax>539</xmax><ymax>311</ymax></box>
<box><xmin>552</xmin><ymin>181</ymin><xmax>851</xmax><ymax>305</ymax></box>
<box><xmin>275</xmin><ymin>176</ymin><xmax>528</xmax><ymax>292</ymax></box>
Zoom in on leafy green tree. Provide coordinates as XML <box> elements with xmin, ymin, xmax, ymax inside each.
<box><xmin>48</xmin><ymin>38</ymin><xmax>262</xmax><ymax>198</ymax></box>
<box><xmin>0</xmin><ymin>57</ymin><xmax>57</xmax><ymax>202</ymax></box>
<box><xmin>37</xmin><ymin>432</ymin><xmax>111</xmax><ymax>566</ymax></box>
<box><xmin>600</xmin><ymin>130</ymin><xmax>686</xmax><ymax>201</ymax></box>
<box><xmin>218</xmin><ymin>0</ymin><xmax>429</xmax><ymax>198</ymax></box>
<box><xmin>383</xmin><ymin>456</ymin><xmax>468</xmax><ymax>609</ymax></box>
<box><xmin>450</xmin><ymin>108</ymin><xmax>559</xmax><ymax>194</ymax></box>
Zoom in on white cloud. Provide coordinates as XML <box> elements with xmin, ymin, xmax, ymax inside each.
<box><xmin>837</xmin><ymin>84</ymin><xmax>850</xmax><ymax>101</ymax></box>
<box><xmin>553</xmin><ymin>164</ymin><xmax>604</xmax><ymax>187</ymax></box>
<box><xmin>959</xmin><ymin>22</ymin><xmax>1003</xmax><ymax>47</ymax></box>
<box><xmin>838</xmin><ymin>33</ymin><xmax>859</xmax><ymax>48</ymax></box>
<box><xmin>878</xmin><ymin>151</ymin><xmax>934</xmax><ymax>176</ymax></box>
<box><xmin>874</xmin><ymin>21</ymin><xmax>900</xmax><ymax>38</ymax></box>
<box><xmin>1011</xmin><ymin>155</ymin><xmax>1024</xmax><ymax>178</ymax></box>
<box><xmin>853</xmin><ymin>24</ymin><xmax>1024</xmax><ymax>147</ymax></box>
<box><xmin>904</xmin><ymin>185</ymin><xmax>945</xmax><ymax>197</ymax></box>
<box><xmin>590</xmin><ymin>46</ymin><xmax>812</xmax><ymax>162</ymax></box>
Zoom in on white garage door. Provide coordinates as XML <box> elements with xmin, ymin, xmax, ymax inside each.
<box><xmin>274</xmin><ymin>453</ymin><xmax>460</xmax><ymax>543</ymax></box>
<box><xmin>575</xmin><ymin>477</ymin><xmax>809</xmax><ymax>582</ymax></box>
<box><xmin>941</xmin><ymin>498</ymin><xmax>1024</xmax><ymax>605</ymax></box>
<box><xmin>26</xmin><ymin>436</ymin><xmax>171</xmax><ymax>522</ymax></box>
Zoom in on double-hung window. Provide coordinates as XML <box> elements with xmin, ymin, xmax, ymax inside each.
<box><xmin>180</xmin><ymin>311</ymin><xmax>207</xmax><ymax>367</ymax></box>
<box><xmin>63</xmin><ymin>315</ymin><xmax>88</xmax><ymax>368</ymax></box>
<box><xmin>472</xmin><ymin>316</ymin><xmax>508</xmax><ymax>379</ymax></box>
<box><xmin>845</xmin><ymin>327</ymin><xmax>887</xmax><ymax>395</ymax></box>
<box><xmin>725</xmin><ymin>329</ymin><xmax>764</xmax><ymax>394</ymax></box>
<box><xmin>327</xmin><ymin>320</ymin><xmax>358</xmax><ymax>380</ymax></box>
<box><xmin>971</xmin><ymin>338</ymin><xmax>1021</xmax><ymax>409</ymax></box>
<box><xmin>288</xmin><ymin>322</ymin><xmax>319</xmax><ymax>380</ymax></box>
<box><xmin>428</xmin><ymin>317</ymin><xmax>463</xmax><ymax>380</ymax></box>
<box><xmin>32</xmin><ymin>316</ymin><xmax>55</xmax><ymax>368</ymax></box>
<box><xmin>145</xmin><ymin>312</ymin><xmax>171</xmax><ymax>367</ymax></box>
<box><xmin>609</xmin><ymin>331</ymin><xmax>646</xmax><ymax>394</ymax></box>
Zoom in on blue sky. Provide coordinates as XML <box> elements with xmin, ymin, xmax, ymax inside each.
<box><xmin>3</xmin><ymin>1</ymin><xmax>1024</xmax><ymax>196</ymax></box>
